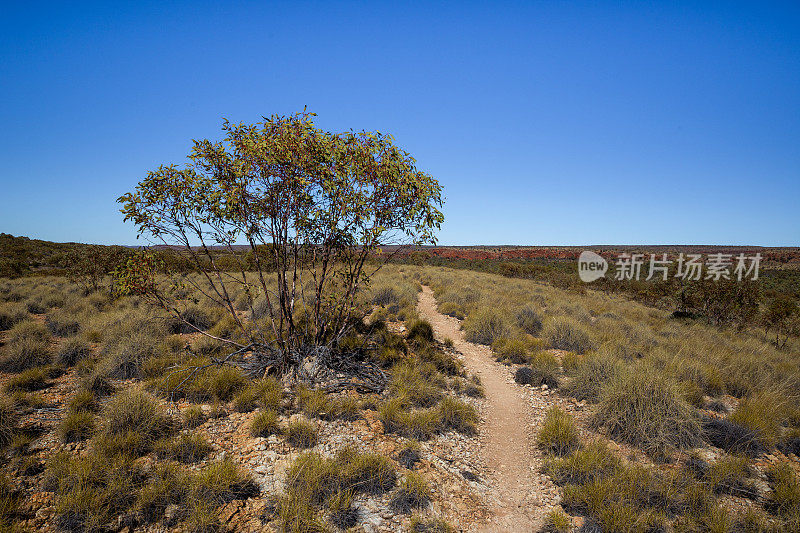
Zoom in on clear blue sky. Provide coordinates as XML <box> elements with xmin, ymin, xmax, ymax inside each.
<box><xmin>1</xmin><ymin>1</ymin><xmax>798</xmax><ymax>246</ymax></box>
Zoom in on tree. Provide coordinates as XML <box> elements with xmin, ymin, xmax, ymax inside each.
<box><xmin>117</xmin><ymin>111</ymin><xmax>443</xmax><ymax>390</ymax></box>
<box><xmin>762</xmin><ymin>294</ymin><xmax>799</xmax><ymax>348</ymax></box>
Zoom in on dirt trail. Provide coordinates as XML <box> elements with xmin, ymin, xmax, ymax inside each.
<box><xmin>417</xmin><ymin>286</ymin><xmax>553</xmax><ymax>532</ymax></box>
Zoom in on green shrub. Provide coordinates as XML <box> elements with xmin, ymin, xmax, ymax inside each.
<box><xmin>286</xmin><ymin>419</ymin><xmax>318</xmax><ymax>448</ymax></box>
<box><xmin>544</xmin><ymin>317</ymin><xmax>593</xmax><ymax>354</ymax></box>
<box><xmin>250</xmin><ymin>410</ymin><xmax>281</xmax><ymax>437</ymax></box>
<box><xmin>58</xmin><ymin>337</ymin><xmax>91</xmax><ymax>366</ymax></box>
<box><xmin>492</xmin><ymin>338</ymin><xmax>530</xmax><ymax>364</ymax></box>
<box><xmin>58</xmin><ymin>410</ymin><xmax>94</xmax><ymax>443</ymax></box>
<box><xmin>538</xmin><ymin>406</ymin><xmax>579</xmax><ymax>456</ymax></box>
<box><xmin>593</xmin><ymin>366</ymin><xmax>701</xmax><ymax>459</ymax></box>
<box><xmin>390</xmin><ymin>472</ymin><xmax>431</xmax><ymax>512</ymax></box>
<box><xmin>463</xmin><ymin>310</ymin><xmax>508</xmax><ymax>345</ymax></box>
<box><xmin>0</xmin><ymin>302</ymin><xmax>27</xmax><ymax>331</ymax></box>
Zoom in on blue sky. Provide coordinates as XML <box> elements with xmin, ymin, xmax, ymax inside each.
<box><xmin>1</xmin><ymin>1</ymin><xmax>798</xmax><ymax>246</ymax></box>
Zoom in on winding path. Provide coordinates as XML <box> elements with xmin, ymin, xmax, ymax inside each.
<box><xmin>417</xmin><ymin>286</ymin><xmax>553</xmax><ymax>532</ymax></box>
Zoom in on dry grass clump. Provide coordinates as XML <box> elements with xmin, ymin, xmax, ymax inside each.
<box><xmin>58</xmin><ymin>410</ymin><xmax>95</xmax><ymax>443</ymax></box>
<box><xmin>191</xmin><ymin>457</ymin><xmax>259</xmax><ymax>503</ymax></box>
<box><xmin>409</xmin><ymin>514</ymin><xmax>455</xmax><ymax>532</ymax></box>
<box><xmin>99</xmin><ymin>388</ymin><xmax>174</xmax><ymax>457</ymax></box>
<box><xmin>388</xmin><ymin>362</ymin><xmax>444</xmax><ymax>408</ymax></box>
<box><xmin>390</xmin><ymin>471</ymin><xmax>431</xmax><ymax>512</ymax></box>
<box><xmin>538</xmin><ymin>406</ymin><xmax>579</xmax><ymax>456</ymax></box>
<box><xmin>0</xmin><ymin>396</ymin><xmax>18</xmax><ymax>447</ymax></box>
<box><xmin>286</xmin><ymin>419</ymin><xmax>318</xmax><ymax>448</ymax></box>
<box><xmin>593</xmin><ymin>366</ymin><xmax>701</xmax><ymax>459</ymax></box>
<box><xmin>0</xmin><ymin>302</ymin><xmax>27</xmax><ymax>331</ymax></box>
<box><xmin>407</xmin><ymin>319</ymin><xmax>435</xmax><ymax>344</ymax></box>
<box><xmin>45</xmin><ymin>309</ymin><xmax>81</xmax><ymax>337</ymax></box>
<box><xmin>57</xmin><ymin>337</ymin><xmax>92</xmax><ymax>366</ymax></box>
<box><xmin>561</xmin><ymin>352</ymin><xmax>622</xmax><ymax>402</ymax></box>
<box><xmin>516</xmin><ymin>352</ymin><xmax>560</xmax><ymax>388</ymax></box>
<box><xmin>182</xmin><ymin>405</ymin><xmax>206</xmax><ymax>428</ymax></box>
<box><xmin>4</xmin><ymin>365</ymin><xmax>56</xmax><ymax>392</ymax></box>
<box><xmin>68</xmin><ymin>389</ymin><xmax>98</xmax><ymax>413</ymax></box>
<box><xmin>154</xmin><ymin>433</ymin><xmax>213</xmax><ymax>463</ymax></box>
<box><xmin>463</xmin><ymin>309</ymin><xmax>509</xmax><ymax>345</ymax></box>
<box><xmin>766</xmin><ymin>462</ymin><xmax>800</xmax><ymax>519</ymax></box>
<box><xmin>167</xmin><ymin>305</ymin><xmax>214</xmax><ymax>333</ymax></box>
<box><xmin>234</xmin><ymin>377</ymin><xmax>283</xmax><ymax>413</ymax></box>
<box><xmin>701</xmin><ymin>416</ymin><xmax>764</xmax><ymax>456</ymax></box>
<box><xmin>0</xmin><ymin>334</ymin><xmax>53</xmax><ymax>373</ymax></box>
<box><xmin>542</xmin><ymin>507</ymin><xmax>572</xmax><ymax>533</ymax></box>
<box><xmin>516</xmin><ymin>305</ymin><xmax>544</xmax><ymax>336</ymax></box>
<box><xmin>398</xmin><ymin>441</ymin><xmax>422</xmax><ymax>469</ymax></box>
<box><xmin>492</xmin><ymin>337</ymin><xmax>530</xmax><ymax>364</ymax></box>
<box><xmin>250</xmin><ymin>409</ymin><xmax>281</xmax><ymax>437</ymax></box>
<box><xmin>543</xmin><ymin>317</ymin><xmax>593</xmax><ymax>354</ymax></box>
<box><xmin>100</xmin><ymin>328</ymin><xmax>161</xmax><ymax>379</ymax></box>
<box><xmin>729</xmin><ymin>391</ymin><xmax>787</xmax><ymax>449</ymax></box>
<box><xmin>437</xmin><ymin>397</ymin><xmax>478</xmax><ymax>434</ymax></box>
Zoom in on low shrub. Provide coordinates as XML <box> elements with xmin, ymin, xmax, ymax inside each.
<box><xmin>154</xmin><ymin>433</ymin><xmax>213</xmax><ymax>463</ymax></box>
<box><xmin>544</xmin><ymin>441</ymin><xmax>620</xmax><ymax>485</ymax></box>
<box><xmin>390</xmin><ymin>472</ymin><xmax>431</xmax><ymax>512</ymax></box>
<box><xmin>593</xmin><ymin>367</ymin><xmax>701</xmax><ymax>459</ymax></box>
<box><xmin>68</xmin><ymin>390</ymin><xmax>98</xmax><ymax>413</ymax></box>
<box><xmin>0</xmin><ymin>396</ymin><xmax>18</xmax><ymax>447</ymax></box>
<box><xmin>182</xmin><ymin>405</ymin><xmax>206</xmax><ymax>428</ymax></box>
<box><xmin>398</xmin><ymin>441</ymin><xmax>422</xmax><ymax>469</ymax></box>
<box><xmin>766</xmin><ymin>462</ymin><xmax>800</xmax><ymax>517</ymax></box>
<box><xmin>0</xmin><ymin>337</ymin><xmax>52</xmax><ymax>372</ymax></box>
<box><xmin>45</xmin><ymin>309</ymin><xmax>80</xmax><ymax>337</ymax></box>
<box><xmin>516</xmin><ymin>305</ymin><xmax>544</xmax><ymax>336</ymax></box>
<box><xmin>407</xmin><ymin>319</ymin><xmax>435</xmax><ymax>344</ymax></box>
<box><xmin>437</xmin><ymin>397</ymin><xmax>478</xmax><ymax>434</ymax></box>
<box><xmin>492</xmin><ymin>338</ymin><xmax>530</xmax><ymax>364</ymax></box>
<box><xmin>463</xmin><ymin>310</ymin><xmax>509</xmax><ymax>345</ymax></box>
<box><xmin>58</xmin><ymin>411</ymin><xmax>94</xmax><ymax>443</ymax></box>
<box><xmin>544</xmin><ymin>317</ymin><xmax>593</xmax><ymax>354</ymax></box>
<box><xmin>286</xmin><ymin>419</ymin><xmax>318</xmax><ymax>448</ymax></box>
<box><xmin>250</xmin><ymin>410</ymin><xmax>281</xmax><ymax>437</ymax></box>
<box><xmin>100</xmin><ymin>329</ymin><xmax>159</xmax><ymax>379</ymax></box>
<box><xmin>409</xmin><ymin>514</ymin><xmax>455</xmax><ymax>533</ymax></box>
<box><xmin>542</xmin><ymin>508</ymin><xmax>572</xmax><ymax>533</ymax></box>
<box><xmin>538</xmin><ymin>406</ymin><xmax>579</xmax><ymax>456</ymax></box>
<box><xmin>561</xmin><ymin>352</ymin><xmax>622</xmax><ymax>402</ymax></box>
<box><xmin>101</xmin><ymin>388</ymin><xmax>174</xmax><ymax>456</ymax></box>
<box><xmin>0</xmin><ymin>302</ymin><xmax>27</xmax><ymax>331</ymax></box>
<box><xmin>702</xmin><ymin>417</ymin><xmax>763</xmax><ymax>456</ymax></box>
<box><xmin>57</xmin><ymin>337</ymin><xmax>91</xmax><ymax>366</ymax></box>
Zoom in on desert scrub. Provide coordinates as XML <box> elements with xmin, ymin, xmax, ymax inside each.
<box><xmin>57</xmin><ymin>336</ymin><xmax>92</xmax><ymax>366</ymax></box>
<box><xmin>0</xmin><ymin>302</ymin><xmax>27</xmax><ymax>330</ymax></box>
<box><xmin>191</xmin><ymin>457</ymin><xmax>259</xmax><ymax>503</ymax></box>
<box><xmin>0</xmin><ymin>336</ymin><xmax>52</xmax><ymax>372</ymax></box>
<box><xmin>100</xmin><ymin>388</ymin><xmax>174</xmax><ymax>456</ymax></box>
<box><xmin>250</xmin><ymin>410</ymin><xmax>281</xmax><ymax>437</ymax></box>
<box><xmin>516</xmin><ymin>351</ymin><xmax>560</xmax><ymax>388</ymax></box>
<box><xmin>135</xmin><ymin>463</ymin><xmax>191</xmax><ymax>523</ymax></box>
<box><xmin>166</xmin><ymin>305</ymin><xmax>214</xmax><ymax>333</ymax></box>
<box><xmin>182</xmin><ymin>405</ymin><xmax>206</xmax><ymax>428</ymax></box>
<box><xmin>516</xmin><ymin>305</ymin><xmax>544</xmax><ymax>336</ymax></box>
<box><xmin>45</xmin><ymin>309</ymin><xmax>80</xmax><ymax>337</ymax></box>
<box><xmin>234</xmin><ymin>377</ymin><xmax>283</xmax><ymax>413</ymax></box>
<box><xmin>388</xmin><ymin>361</ymin><xmax>444</xmax><ymax>408</ymax></box>
<box><xmin>99</xmin><ymin>328</ymin><xmax>160</xmax><ymax>379</ymax></box>
<box><xmin>437</xmin><ymin>396</ymin><xmax>478</xmax><ymax>434</ymax></box>
<box><xmin>0</xmin><ymin>396</ymin><xmax>18</xmax><ymax>447</ymax></box>
<box><xmin>390</xmin><ymin>471</ymin><xmax>431</xmax><ymax>512</ymax></box>
<box><xmin>729</xmin><ymin>391</ymin><xmax>786</xmax><ymax>449</ymax></box>
<box><xmin>561</xmin><ymin>352</ymin><xmax>622</xmax><ymax>401</ymax></box>
<box><xmin>766</xmin><ymin>462</ymin><xmax>800</xmax><ymax>517</ymax></box>
<box><xmin>68</xmin><ymin>389</ymin><xmax>98</xmax><ymax>413</ymax></box>
<box><xmin>492</xmin><ymin>337</ymin><xmax>530</xmax><ymax>364</ymax></box>
<box><xmin>337</xmin><ymin>446</ymin><xmax>397</xmax><ymax>494</ymax></box>
<box><xmin>379</xmin><ymin>399</ymin><xmax>441</xmax><ymax>440</ymax></box>
<box><xmin>542</xmin><ymin>507</ymin><xmax>572</xmax><ymax>533</ymax></box>
<box><xmin>407</xmin><ymin>319</ymin><xmax>435</xmax><ymax>344</ymax></box>
<box><xmin>286</xmin><ymin>419</ymin><xmax>318</xmax><ymax>448</ymax></box>
<box><xmin>3</xmin><ymin>365</ymin><xmax>56</xmax><ymax>392</ymax></box>
<box><xmin>58</xmin><ymin>410</ymin><xmax>95</xmax><ymax>443</ymax></box>
<box><xmin>409</xmin><ymin>514</ymin><xmax>455</xmax><ymax>532</ymax></box>
<box><xmin>544</xmin><ymin>317</ymin><xmax>593</xmax><ymax>354</ymax></box>
<box><xmin>463</xmin><ymin>309</ymin><xmax>508</xmax><ymax>346</ymax></box>
<box><xmin>544</xmin><ymin>441</ymin><xmax>620</xmax><ymax>485</ymax></box>
<box><xmin>538</xmin><ymin>406</ymin><xmax>579</xmax><ymax>456</ymax></box>
<box><xmin>154</xmin><ymin>433</ymin><xmax>213</xmax><ymax>463</ymax></box>
<box><xmin>593</xmin><ymin>366</ymin><xmax>701</xmax><ymax>459</ymax></box>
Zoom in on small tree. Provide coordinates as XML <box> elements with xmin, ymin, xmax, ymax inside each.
<box><xmin>117</xmin><ymin>111</ymin><xmax>443</xmax><ymax>390</ymax></box>
<box><xmin>762</xmin><ymin>294</ymin><xmax>799</xmax><ymax>348</ymax></box>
